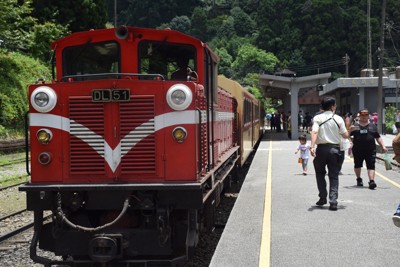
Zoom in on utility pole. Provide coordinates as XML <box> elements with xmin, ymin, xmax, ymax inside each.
<box><xmin>377</xmin><ymin>0</ymin><xmax>386</xmax><ymax>134</ymax></box>
<box><xmin>343</xmin><ymin>53</ymin><xmax>349</xmax><ymax>77</ymax></box>
<box><xmin>114</xmin><ymin>0</ymin><xmax>117</xmax><ymax>27</ymax></box>
<box><xmin>367</xmin><ymin>0</ymin><xmax>372</xmax><ymax>69</ymax></box>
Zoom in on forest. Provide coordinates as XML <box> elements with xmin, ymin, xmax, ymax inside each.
<box><xmin>0</xmin><ymin>0</ymin><xmax>399</xmax><ymax>137</ymax></box>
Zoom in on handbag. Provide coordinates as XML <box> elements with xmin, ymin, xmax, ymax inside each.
<box><xmin>340</xmin><ymin>138</ymin><xmax>351</xmax><ymax>150</ymax></box>
<box><xmin>298</xmin><ymin>158</ymin><xmax>302</xmax><ymax>164</ymax></box>
<box><xmin>384</xmin><ymin>153</ymin><xmax>392</xmax><ymax>170</ymax></box>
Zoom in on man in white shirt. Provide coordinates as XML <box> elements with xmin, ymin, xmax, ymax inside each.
<box><xmin>310</xmin><ymin>97</ymin><xmax>349</xmax><ymax>211</ymax></box>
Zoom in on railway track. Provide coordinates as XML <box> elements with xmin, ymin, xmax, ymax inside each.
<box><xmin>0</xmin><ymin>209</ymin><xmax>32</xmax><ymax>243</ymax></box>
<box><xmin>0</xmin><ymin>180</ymin><xmax>26</xmax><ymax>191</ymax></box>
<box><xmin>0</xmin><ymin>209</ymin><xmax>52</xmax><ymax>244</ymax></box>
<box><xmin>0</xmin><ymin>139</ymin><xmax>26</xmax><ymax>153</ymax></box>
<box><xmin>0</xmin><ymin>158</ymin><xmax>25</xmax><ymax>167</ymax></box>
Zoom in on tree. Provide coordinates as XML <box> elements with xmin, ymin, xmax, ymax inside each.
<box><xmin>242</xmin><ymin>73</ymin><xmax>266</xmax><ymax>106</ymax></box>
<box><xmin>230</xmin><ymin>7</ymin><xmax>256</xmax><ymax>37</ymax></box>
<box><xmin>232</xmin><ymin>43</ymin><xmax>279</xmax><ymax>78</ymax></box>
<box><xmin>0</xmin><ymin>0</ymin><xmax>36</xmax><ymax>51</ymax></box>
<box><xmin>30</xmin><ymin>22</ymin><xmax>69</xmax><ymax>62</ymax></box>
<box><xmin>32</xmin><ymin>0</ymin><xmax>107</xmax><ymax>32</ymax></box>
<box><xmin>190</xmin><ymin>7</ymin><xmax>209</xmax><ymax>41</ymax></box>
<box><xmin>117</xmin><ymin>0</ymin><xmax>202</xmax><ymax>29</ymax></box>
<box><xmin>163</xmin><ymin>16</ymin><xmax>191</xmax><ymax>33</ymax></box>
<box><xmin>214</xmin><ymin>47</ymin><xmax>233</xmax><ymax>77</ymax></box>
<box><xmin>0</xmin><ymin>52</ymin><xmax>50</xmax><ymax>130</ymax></box>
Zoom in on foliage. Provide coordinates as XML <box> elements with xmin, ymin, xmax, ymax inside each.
<box><xmin>190</xmin><ymin>7</ymin><xmax>209</xmax><ymax>41</ymax></box>
<box><xmin>158</xmin><ymin>16</ymin><xmax>191</xmax><ymax>34</ymax></box>
<box><xmin>385</xmin><ymin>105</ymin><xmax>397</xmax><ymax>134</ymax></box>
<box><xmin>0</xmin><ymin>0</ymin><xmax>36</xmax><ymax>52</ymax></box>
<box><xmin>232</xmin><ymin>44</ymin><xmax>279</xmax><ymax>78</ymax></box>
<box><xmin>265</xmin><ymin>99</ymin><xmax>277</xmax><ymax>115</ymax></box>
<box><xmin>241</xmin><ymin>73</ymin><xmax>266</xmax><ymax>107</ymax></box>
<box><xmin>32</xmin><ymin>0</ymin><xmax>107</xmax><ymax>32</ymax></box>
<box><xmin>115</xmin><ymin>0</ymin><xmax>202</xmax><ymax>29</ymax></box>
<box><xmin>0</xmin><ymin>51</ymin><xmax>50</xmax><ymax>130</ymax></box>
<box><xmin>230</xmin><ymin>7</ymin><xmax>256</xmax><ymax>37</ymax></box>
<box><xmin>214</xmin><ymin>47</ymin><xmax>233</xmax><ymax>77</ymax></box>
<box><xmin>30</xmin><ymin>22</ymin><xmax>69</xmax><ymax>62</ymax></box>
<box><xmin>0</xmin><ymin>0</ymin><xmax>400</xmax><ymax>138</ymax></box>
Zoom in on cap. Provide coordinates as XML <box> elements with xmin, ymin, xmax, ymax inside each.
<box><xmin>359</xmin><ymin>108</ymin><xmax>369</xmax><ymax>115</ymax></box>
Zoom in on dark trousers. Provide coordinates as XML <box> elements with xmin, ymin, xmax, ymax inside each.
<box><xmin>313</xmin><ymin>144</ymin><xmax>341</xmax><ymax>205</ymax></box>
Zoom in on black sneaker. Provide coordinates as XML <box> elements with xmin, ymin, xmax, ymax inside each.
<box><xmin>356</xmin><ymin>177</ymin><xmax>363</xmax><ymax>186</ymax></box>
<box><xmin>368</xmin><ymin>180</ymin><xmax>377</xmax><ymax>190</ymax></box>
<box><xmin>329</xmin><ymin>204</ymin><xmax>338</xmax><ymax>211</ymax></box>
<box><xmin>316</xmin><ymin>198</ymin><xmax>327</xmax><ymax>206</ymax></box>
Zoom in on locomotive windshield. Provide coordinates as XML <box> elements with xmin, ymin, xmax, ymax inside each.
<box><xmin>138</xmin><ymin>41</ymin><xmax>196</xmax><ymax>80</ymax></box>
<box><xmin>62</xmin><ymin>41</ymin><xmax>120</xmax><ymax>80</ymax></box>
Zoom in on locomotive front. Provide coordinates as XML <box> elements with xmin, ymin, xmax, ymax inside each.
<box><xmin>20</xmin><ymin>26</ymin><xmax>238</xmax><ymax>266</ymax></box>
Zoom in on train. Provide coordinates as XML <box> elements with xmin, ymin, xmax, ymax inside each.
<box><xmin>20</xmin><ymin>26</ymin><xmax>264</xmax><ymax>267</ymax></box>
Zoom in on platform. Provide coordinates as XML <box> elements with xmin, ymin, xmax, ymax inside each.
<box><xmin>210</xmin><ymin>130</ymin><xmax>400</xmax><ymax>267</ymax></box>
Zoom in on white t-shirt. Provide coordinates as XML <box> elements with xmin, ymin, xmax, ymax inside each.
<box><xmin>298</xmin><ymin>144</ymin><xmax>310</xmax><ymax>159</ymax></box>
<box><xmin>312</xmin><ymin>111</ymin><xmax>347</xmax><ymax>145</ymax></box>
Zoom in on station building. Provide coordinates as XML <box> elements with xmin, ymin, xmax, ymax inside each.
<box><xmin>259</xmin><ymin>67</ymin><xmax>400</xmax><ymax>139</ymax></box>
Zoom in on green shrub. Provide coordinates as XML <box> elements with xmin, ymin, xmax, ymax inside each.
<box><xmin>385</xmin><ymin>105</ymin><xmax>396</xmax><ymax>134</ymax></box>
<box><xmin>0</xmin><ymin>51</ymin><xmax>50</xmax><ymax>132</ymax></box>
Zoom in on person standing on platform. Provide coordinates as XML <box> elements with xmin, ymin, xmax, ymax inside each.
<box><xmin>396</xmin><ymin>111</ymin><xmax>400</xmax><ymax>123</ymax></box>
<box><xmin>372</xmin><ymin>112</ymin><xmax>378</xmax><ymax>126</ymax></box>
<box><xmin>298</xmin><ymin>111</ymin><xmax>303</xmax><ymax>131</ymax></box>
<box><xmin>304</xmin><ymin>112</ymin><xmax>313</xmax><ymax>133</ymax></box>
<box><xmin>344</xmin><ymin>113</ymin><xmax>352</xmax><ymax>129</ymax></box>
<box><xmin>295</xmin><ymin>135</ymin><xmax>310</xmax><ymax>175</ymax></box>
<box><xmin>310</xmin><ymin>97</ymin><xmax>349</xmax><ymax>211</ymax></box>
<box><xmin>275</xmin><ymin>112</ymin><xmax>281</xmax><ymax>132</ymax></box>
<box><xmin>281</xmin><ymin>111</ymin><xmax>287</xmax><ymax>132</ymax></box>
<box><xmin>349</xmin><ymin>108</ymin><xmax>387</xmax><ymax>189</ymax></box>
<box><xmin>287</xmin><ymin>111</ymin><xmax>292</xmax><ymax>139</ymax></box>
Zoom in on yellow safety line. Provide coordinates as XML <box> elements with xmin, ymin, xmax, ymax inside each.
<box><xmin>258</xmin><ymin>140</ymin><xmax>272</xmax><ymax>267</ymax></box>
<box><xmin>375</xmin><ymin>171</ymin><xmax>400</xmax><ymax>189</ymax></box>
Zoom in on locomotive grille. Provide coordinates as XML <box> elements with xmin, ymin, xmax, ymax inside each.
<box><xmin>68</xmin><ymin>95</ymin><xmax>156</xmax><ymax>176</ymax></box>
<box><xmin>120</xmin><ymin>96</ymin><xmax>156</xmax><ymax>174</ymax></box>
<box><xmin>69</xmin><ymin>96</ymin><xmax>106</xmax><ymax>175</ymax></box>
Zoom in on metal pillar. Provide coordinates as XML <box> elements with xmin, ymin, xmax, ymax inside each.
<box><xmin>290</xmin><ymin>84</ymin><xmax>300</xmax><ymax>140</ymax></box>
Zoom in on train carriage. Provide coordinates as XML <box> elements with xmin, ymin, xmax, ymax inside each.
<box><xmin>217</xmin><ymin>75</ymin><xmax>263</xmax><ymax>166</ymax></box>
<box><xmin>20</xmin><ymin>26</ymin><xmax>263</xmax><ymax>267</ymax></box>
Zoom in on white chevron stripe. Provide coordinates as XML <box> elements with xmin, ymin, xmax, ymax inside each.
<box><xmin>30</xmin><ymin>111</ymin><xmax>199</xmax><ymax>172</ymax></box>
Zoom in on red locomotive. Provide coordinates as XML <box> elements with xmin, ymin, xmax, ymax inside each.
<box><xmin>20</xmin><ymin>26</ymin><xmax>264</xmax><ymax>266</ymax></box>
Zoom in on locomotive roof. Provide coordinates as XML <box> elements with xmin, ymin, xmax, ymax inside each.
<box><xmin>50</xmin><ymin>26</ymin><xmax>219</xmax><ymax>62</ymax></box>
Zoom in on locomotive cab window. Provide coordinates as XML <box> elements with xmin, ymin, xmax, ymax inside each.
<box><xmin>62</xmin><ymin>41</ymin><xmax>120</xmax><ymax>81</ymax></box>
<box><xmin>138</xmin><ymin>41</ymin><xmax>196</xmax><ymax>80</ymax></box>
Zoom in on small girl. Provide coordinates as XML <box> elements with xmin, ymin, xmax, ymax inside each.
<box><xmin>295</xmin><ymin>135</ymin><xmax>310</xmax><ymax>175</ymax></box>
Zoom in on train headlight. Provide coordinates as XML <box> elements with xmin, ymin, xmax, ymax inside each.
<box><xmin>38</xmin><ymin>152</ymin><xmax>52</xmax><ymax>165</ymax></box>
<box><xmin>31</xmin><ymin>86</ymin><xmax>57</xmax><ymax>113</ymax></box>
<box><xmin>172</xmin><ymin>127</ymin><xmax>187</xmax><ymax>143</ymax></box>
<box><xmin>36</xmin><ymin>129</ymin><xmax>52</xmax><ymax>144</ymax></box>
<box><xmin>166</xmin><ymin>84</ymin><xmax>192</xmax><ymax>110</ymax></box>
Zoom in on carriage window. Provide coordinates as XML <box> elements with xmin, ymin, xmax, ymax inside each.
<box><xmin>138</xmin><ymin>41</ymin><xmax>196</xmax><ymax>80</ymax></box>
<box><xmin>62</xmin><ymin>42</ymin><xmax>120</xmax><ymax>80</ymax></box>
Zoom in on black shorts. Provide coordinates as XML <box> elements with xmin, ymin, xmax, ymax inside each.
<box><xmin>352</xmin><ymin>148</ymin><xmax>376</xmax><ymax>170</ymax></box>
